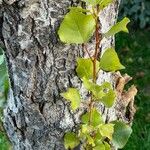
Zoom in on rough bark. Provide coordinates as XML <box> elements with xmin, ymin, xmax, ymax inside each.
<box><xmin>0</xmin><ymin>0</ymin><xmax>137</xmax><ymax>150</ymax></box>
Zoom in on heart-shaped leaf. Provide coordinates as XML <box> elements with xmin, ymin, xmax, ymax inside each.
<box><xmin>61</xmin><ymin>88</ymin><xmax>81</xmax><ymax>110</ymax></box>
<box><xmin>112</xmin><ymin>121</ymin><xmax>132</xmax><ymax>149</ymax></box>
<box><xmin>100</xmin><ymin>48</ymin><xmax>125</xmax><ymax>72</ymax></box>
<box><xmin>64</xmin><ymin>132</ymin><xmax>80</xmax><ymax>149</ymax></box>
<box><xmin>58</xmin><ymin>9</ymin><xmax>95</xmax><ymax>44</ymax></box>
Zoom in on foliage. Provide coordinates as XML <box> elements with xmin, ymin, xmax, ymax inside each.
<box><xmin>112</xmin><ymin>121</ymin><xmax>132</xmax><ymax>149</ymax></box>
<box><xmin>99</xmin><ymin>48</ymin><xmax>125</xmax><ymax>72</ymax></box>
<box><xmin>61</xmin><ymin>88</ymin><xmax>81</xmax><ymax>110</ymax></box>
<box><xmin>116</xmin><ymin>29</ymin><xmax>150</xmax><ymax>150</ymax></box>
<box><xmin>119</xmin><ymin>0</ymin><xmax>150</xmax><ymax>28</ymax></box>
<box><xmin>76</xmin><ymin>58</ymin><xmax>99</xmax><ymax>79</ymax></box>
<box><xmin>58</xmin><ymin>8</ymin><xmax>95</xmax><ymax>44</ymax></box>
<box><xmin>58</xmin><ymin>1</ymin><xmax>132</xmax><ymax>149</ymax></box>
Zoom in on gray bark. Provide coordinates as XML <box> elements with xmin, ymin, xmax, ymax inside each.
<box><xmin>0</xmin><ymin>0</ymin><xmax>136</xmax><ymax>150</ymax></box>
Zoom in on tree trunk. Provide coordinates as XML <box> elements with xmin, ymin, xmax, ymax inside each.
<box><xmin>0</xmin><ymin>0</ymin><xmax>136</xmax><ymax>149</ymax></box>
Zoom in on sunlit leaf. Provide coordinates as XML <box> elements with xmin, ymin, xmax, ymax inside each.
<box><xmin>82</xmin><ymin>77</ymin><xmax>104</xmax><ymax>99</ymax></box>
<box><xmin>76</xmin><ymin>58</ymin><xmax>99</xmax><ymax>79</ymax></box>
<box><xmin>104</xmin><ymin>17</ymin><xmax>130</xmax><ymax>38</ymax></box>
<box><xmin>64</xmin><ymin>132</ymin><xmax>80</xmax><ymax>149</ymax></box>
<box><xmin>87</xmin><ymin>134</ymin><xmax>95</xmax><ymax>146</ymax></box>
<box><xmin>82</xmin><ymin>78</ymin><xmax>116</xmax><ymax>107</ymax></box>
<box><xmin>100</xmin><ymin>48</ymin><xmax>125</xmax><ymax>72</ymax></box>
<box><xmin>94</xmin><ymin>141</ymin><xmax>111</xmax><ymax>150</ymax></box>
<box><xmin>81</xmin><ymin>124</ymin><xmax>93</xmax><ymax>134</ymax></box>
<box><xmin>93</xmin><ymin>142</ymin><xmax>105</xmax><ymax>150</ymax></box>
<box><xmin>101</xmin><ymin>88</ymin><xmax>116</xmax><ymax>108</ymax></box>
<box><xmin>112</xmin><ymin>121</ymin><xmax>132</xmax><ymax>149</ymax></box>
<box><xmin>61</xmin><ymin>88</ymin><xmax>81</xmax><ymax>110</ymax></box>
<box><xmin>81</xmin><ymin>108</ymin><xmax>103</xmax><ymax>127</ymax></box>
<box><xmin>99</xmin><ymin>123</ymin><xmax>114</xmax><ymax>140</ymax></box>
<box><xmin>58</xmin><ymin>9</ymin><xmax>95</xmax><ymax>44</ymax></box>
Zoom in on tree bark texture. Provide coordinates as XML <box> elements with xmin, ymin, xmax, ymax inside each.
<box><xmin>0</xmin><ymin>0</ymin><xmax>137</xmax><ymax>150</ymax></box>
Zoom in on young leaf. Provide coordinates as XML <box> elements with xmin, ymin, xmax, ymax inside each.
<box><xmin>58</xmin><ymin>10</ymin><xmax>95</xmax><ymax>44</ymax></box>
<box><xmin>100</xmin><ymin>48</ymin><xmax>125</xmax><ymax>72</ymax></box>
<box><xmin>97</xmin><ymin>82</ymin><xmax>116</xmax><ymax>107</ymax></box>
<box><xmin>61</xmin><ymin>88</ymin><xmax>81</xmax><ymax>110</ymax></box>
<box><xmin>76</xmin><ymin>58</ymin><xmax>99</xmax><ymax>79</ymax></box>
<box><xmin>82</xmin><ymin>77</ymin><xmax>105</xmax><ymax>99</ymax></box>
<box><xmin>104</xmin><ymin>17</ymin><xmax>130</xmax><ymax>38</ymax></box>
<box><xmin>82</xmin><ymin>78</ymin><xmax>116</xmax><ymax>107</ymax></box>
<box><xmin>81</xmin><ymin>124</ymin><xmax>94</xmax><ymax>134</ymax></box>
<box><xmin>93</xmin><ymin>142</ymin><xmax>105</xmax><ymax>150</ymax></box>
<box><xmin>112</xmin><ymin>121</ymin><xmax>132</xmax><ymax>149</ymax></box>
<box><xmin>94</xmin><ymin>141</ymin><xmax>110</xmax><ymax>150</ymax></box>
<box><xmin>87</xmin><ymin>134</ymin><xmax>95</xmax><ymax>147</ymax></box>
<box><xmin>101</xmin><ymin>88</ymin><xmax>116</xmax><ymax>108</ymax></box>
<box><xmin>99</xmin><ymin>123</ymin><xmax>114</xmax><ymax>140</ymax></box>
<box><xmin>64</xmin><ymin>132</ymin><xmax>80</xmax><ymax>149</ymax></box>
<box><xmin>104</xmin><ymin>142</ymin><xmax>111</xmax><ymax>150</ymax></box>
<box><xmin>81</xmin><ymin>108</ymin><xmax>103</xmax><ymax>127</ymax></box>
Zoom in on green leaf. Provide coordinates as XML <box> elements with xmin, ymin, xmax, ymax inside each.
<box><xmin>64</xmin><ymin>132</ymin><xmax>80</xmax><ymax>149</ymax></box>
<box><xmin>81</xmin><ymin>108</ymin><xmax>103</xmax><ymax>127</ymax></box>
<box><xmin>61</xmin><ymin>88</ymin><xmax>81</xmax><ymax>110</ymax></box>
<box><xmin>82</xmin><ymin>77</ymin><xmax>105</xmax><ymax>99</ymax></box>
<box><xmin>99</xmin><ymin>123</ymin><xmax>114</xmax><ymax>140</ymax></box>
<box><xmin>104</xmin><ymin>142</ymin><xmax>111</xmax><ymax>150</ymax></box>
<box><xmin>101</xmin><ymin>88</ymin><xmax>116</xmax><ymax>108</ymax></box>
<box><xmin>58</xmin><ymin>9</ymin><xmax>95</xmax><ymax>44</ymax></box>
<box><xmin>93</xmin><ymin>142</ymin><xmax>105</xmax><ymax>150</ymax></box>
<box><xmin>82</xmin><ymin>78</ymin><xmax>116</xmax><ymax>107</ymax></box>
<box><xmin>87</xmin><ymin>134</ymin><xmax>95</xmax><ymax>146</ymax></box>
<box><xmin>95</xmin><ymin>132</ymin><xmax>103</xmax><ymax>143</ymax></box>
<box><xmin>112</xmin><ymin>121</ymin><xmax>132</xmax><ymax>149</ymax></box>
<box><xmin>76</xmin><ymin>58</ymin><xmax>99</xmax><ymax>79</ymax></box>
<box><xmin>99</xmin><ymin>0</ymin><xmax>113</xmax><ymax>9</ymax></box>
<box><xmin>100</xmin><ymin>48</ymin><xmax>125</xmax><ymax>72</ymax></box>
<box><xmin>81</xmin><ymin>124</ymin><xmax>94</xmax><ymax>134</ymax></box>
<box><xmin>104</xmin><ymin>17</ymin><xmax>130</xmax><ymax>38</ymax></box>
<box><xmin>94</xmin><ymin>141</ymin><xmax>111</xmax><ymax>150</ymax></box>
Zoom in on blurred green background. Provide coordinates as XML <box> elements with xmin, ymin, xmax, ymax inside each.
<box><xmin>0</xmin><ymin>0</ymin><xmax>150</xmax><ymax>149</ymax></box>
<box><xmin>117</xmin><ymin>0</ymin><xmax>150</xmax><ymax>149</ymax></box>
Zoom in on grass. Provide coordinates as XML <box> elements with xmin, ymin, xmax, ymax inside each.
<box><xmin>116</xmin><ymin>28</ymin><xmax>150</xmax><ymax>150</ymax></box>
